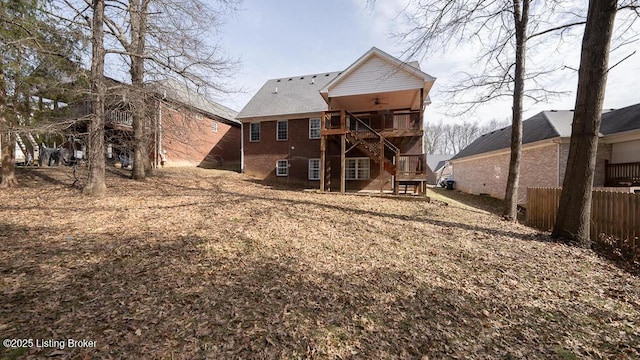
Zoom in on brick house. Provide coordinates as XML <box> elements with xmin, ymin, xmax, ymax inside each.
<box><xmin>100</xmin><ymin>80</ymin><xmax>241</xmax><ymax>170</ymax></box>
<box><xmin>449</xmin><ymin>103</ymin><xmax>640</xmax><ymax>203</ymax></box>
<box><xmin>236</xmin><ymin>47</ymin><xmax>436</xmax><ymax>193</ymax></box>
<box><xmin>151</xmin><ymin>80</ymin><xmax>241</xmax><ymax>169</ymax></box>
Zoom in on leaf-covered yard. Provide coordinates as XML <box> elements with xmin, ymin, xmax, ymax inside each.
<box><xmin>1</xmin><ymin>167</ymin><xmax>639</xmax><ymax>359</ymax></box>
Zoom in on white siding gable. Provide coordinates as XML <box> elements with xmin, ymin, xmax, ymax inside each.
<box><xmin>328</xmin><ymin>56</ymin><xmax>424</xmax><ymax>97</ymax></box>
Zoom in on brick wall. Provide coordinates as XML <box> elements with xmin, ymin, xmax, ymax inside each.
<box><xmin>452</xmin><ymin>143</ymin><xmax>559</xmax><ymax>204</ymax></box>
<box><xmin>452</xmin><ymin>141</ymin><xmax>615</xmax><ymax>203</ymax></box>
<box><xmin>243</xmin><ymin>118</ymin><xmax>321</xmax><ymax>186</ymax></box>
<box><xmin>243</xmin><ymin>118</ymin><xmax>408</xmax><ymax>191</ymax></box>
<box><xmin>161</xmin><ymin>103</ymin><xmax>241</xmax><ymax>169</ymax></box>
<box><xmin>558</xmin><ymin>142</ymin><xmax>611</xmax><ymax>187</ymax></box>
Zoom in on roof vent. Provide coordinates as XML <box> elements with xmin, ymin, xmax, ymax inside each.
<box><xmin>276</xmin><ymin>79</ymin><xmax>281</xmax><ymax>82</ymax></box>
<box><xmin>325</xmin><ymin>74</ymin><xmax>330</xmax><ymax>76</ymax></box>
<box><xmin>311</xmin><ymin>78</ymin><xmax>315</xmax><ymax>84</ymax></box>
<box><xmin>273</xmin><ymin>87</ymin><xmax>278</xmax><ymax>94</ymax></box>
<box><xmin>288</xmin><ymin>78</ymin><xmax>292</xmax><ymax>81</ymax></box>
<box><xmin>300</xmin><ymin>77</ymin><xmax>304</xmax><ymax>79</ymax></box>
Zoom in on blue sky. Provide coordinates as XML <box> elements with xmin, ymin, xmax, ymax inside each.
<box><xmin>216</xmin><ymin>0</ymin><xmax>640</xmax><ymax>124</ymax></box>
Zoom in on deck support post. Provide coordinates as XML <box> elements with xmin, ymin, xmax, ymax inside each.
<box><xmin>393</xmin><ymin>151</ymin><xmax>400</xmax><ymax>195</ymax></box>
<box><xmin>320</xmin><ymin>134</ymin><xmax>326</xmax><ymax>192</ymax></box>
<box><xmin>379</xmin><ymin>136</ymin><xmax>384</xmax><ymax>194</ymax></box>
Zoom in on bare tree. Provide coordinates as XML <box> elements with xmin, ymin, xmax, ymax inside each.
<box><xmin>424</xmin><ymin>118</ymin><xmax>509</xmax><ymax>154</ymax></box>
<box><xmin>1</xmin><ymin>0</ymin><xmax>82</xmax><ymax>188</ymax></box>
<box><xmin>551</xmin><ymin>0</ymin><xmax>624</xmax><ymax>245</ymax></box>
<box><xmin>369</xmin><ymin>0</ymin><xmax>587</xmax><ymax>220</ymax></box>
<box><xmin>100</xmin><ymin>0</ymin><xmax>240</xmax><ymax>180</ymax></box>
<box><xmin>82</xmin><ymin>0</ymin><xmax>107</xmax><ymax>195</ymax></box>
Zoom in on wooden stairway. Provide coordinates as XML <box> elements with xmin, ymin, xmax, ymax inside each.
<box><xmin>344</xmin><ymin>111</ymin><xmax>399</xmax><ymax>175</ymax></box>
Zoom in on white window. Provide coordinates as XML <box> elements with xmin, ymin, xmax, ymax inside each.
<box><xmin>308</xmin><ymin>159</ymin><xmax>320</xmax><ymax>180</ymax></box>
<box><xmin>309</xmin><ymin>118</ymin><xmax>321</xmax><ymax>139</ymax></box>
<box><xmin>276</xmin><ymin>160</ymin><xmax>289</xmax><ymax>176</ymax></box>
<box><xmin>250</xmin><ymin>122</ymin><xmax>260</xmax><ymax>142</ymax></box>
<box><xmin>211</xmin><ymin>121</ymin><xmax>218</xmax><ymax>132</ymax></box>
<box><xmin>194</xmin><ymin>113</ymin><xmax>204</xmax><ymax>120</ymax></box>
<box><xmin>277</xmin><ymin>120</ymin><xmax>288</xmax><ymax>141</ymax></box>
<box><xmin>345</xmin><ymin>158</ymin><xmax>370</xmax><ymax>180</ymax></box>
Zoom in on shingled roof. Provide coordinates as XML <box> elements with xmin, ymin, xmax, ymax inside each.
<box><xmin>452</xmin><ymin>104</ymin><xmax>640</xmax><ymax>161</ymax></box>
<box><xmin>451</xmin><ymin>110</ymin><xmax>575</xmax><ymax>160</ymax></box>
<box><xmin>600</xmin><ymin>103</ymin><xmax>640</xmax><ymax>135</ymax></box>
<box><xmin>150</xmin><ymin>79</ymin><xmax>240</xmax><ymax>126</ymax></box>
<box><xmin>236</xmin><ymin>72</ymin><xmax>340</xmax><ymax>120</ymax></box>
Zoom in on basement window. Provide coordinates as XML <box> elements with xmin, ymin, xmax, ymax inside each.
<box><xmin>345</xmin><ymin>158</ymin><xmax>370</xmax><ymax>180</ymax></box>
<box><xmin>276</xmin><ymin>160</ymin><xmax>289</xmax><ymax>177</ymax></box>
<box><xmin>308</xmin><ymin>159</ymin><xmax>320</xmax><ymax>180</ymax></box>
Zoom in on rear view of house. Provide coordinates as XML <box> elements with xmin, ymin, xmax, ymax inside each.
<box><xmin>237</xmin><ymin>47</ymin><xmax>436</xmax><ymax>193</ymax></box>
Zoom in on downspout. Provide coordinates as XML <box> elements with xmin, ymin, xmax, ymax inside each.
<box><xmin>158</xmin><ymin>90</ymin><xmax>166</xmax><ymax>166</ymax></box>
<box><xmin>240</xmin><ymin>122</ymin><xmax>244</xmax><ymax>173</ymax></box>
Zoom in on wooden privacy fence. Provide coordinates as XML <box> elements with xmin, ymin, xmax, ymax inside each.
<box><xmin>527</xmin><ymin>187</ymin><xmax>640</xmax><ymax>259</ymax></box>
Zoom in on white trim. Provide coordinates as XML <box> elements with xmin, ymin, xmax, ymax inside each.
<box><xmin>276</xmin><ymin>159</ymin><xmax>289</xmax><ymax>176</ymax></box>
<box><xmin>345</xmin><ymin>157</ymin><xmax>370</xmax><ymax>180</ymax></box>
<box><xmin>308</xmin><ymin>158</ymin><xmax>320</xmax><ymax>180</ymax></box>
<box><xmin>600</xmin><ymin>129</ymin><xmax>640</xmax><ymax>144</ymax></box>
<box><xmin>276</xmin><ymin>120</ymin><xmax>288</xmax><ymax>141</ymax></box>
<box><xmin>240</xmin><ymin>123</ymin><xmax>244</xmax><ymax>172</ymax></box>
<box><xmin>309</xmin><ymin>118</ymin><xmax>321</xmax><ymax>139</ymax></box>
<box><xmin>237</xmin><ymin>111</ymin><xmax>325</xmax><ymax>123</ymax></box>
<box><xmin>249</xmin><ymin>122</ymin><xmax>260</xmax><ymax>142</ymax></box>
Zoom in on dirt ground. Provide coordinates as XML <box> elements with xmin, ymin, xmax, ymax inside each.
<box><xmin>1</xmin><ymin>167</ymin><xmax>639</xmax><ymax>359</ymax></box>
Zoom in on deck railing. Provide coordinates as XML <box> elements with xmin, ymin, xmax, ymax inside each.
<box><xmin>605</xmin><ymin>161</ymin><xmax>640</xmax><ymax>186</ymax></box>
<box><xmin>106</xmin><ymin>109</ymin><xmax>133</xmax><ymax>127</ymax></box>
<box><xmin>396</xmin><ymin>154</ymin><xmax>426</xmax><ymax>179</ymax></box>
<box><xmin>322</xmin><ymin>110</ymin><xmax>420</xmax><ymax>132</ymax></box>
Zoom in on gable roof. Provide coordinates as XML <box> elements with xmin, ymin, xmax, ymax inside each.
<box><xmin>150</xmin><ymin>79</ymin><xmax>240</xmax><ymax>126</ymax></box>
<box><xmin>451</xmin><ymin>110</ymin><xmax>575</xmax><ymax>160</ymax></box>
<box><xmin>434</xmin><ymin>160</ymin><xmax>448</xmax><ymax>172</ymax></box>
<box><xmin>426</xmin><ymin>154</ymin><xmax>453</xmax><ymax>171</ymax></box>
<box><xmin>319</xmin><ymin>47</ymin><xmax>436</xmax><ymax>100</ymax></box>
<box><xmin>236</xmin><ymin>71</ymin><xmax>340</xmax><ymax>120</ymax></box>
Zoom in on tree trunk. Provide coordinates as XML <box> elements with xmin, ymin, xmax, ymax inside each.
<box><xmin>0</xmin><ymin>50</ymin><xmax>17</xmax><ymax>188</ymax></box>
<box><xmin>551</xmin><ymin>0</ymin><xmax>617</xmax><ymax>246</ymax></box>
<box><xmin>83</xmin><ymin>0</ymin><xmax>107</xmax><ymax>196</ymax></box>
<box><xmin>0</xmin><ymin>132</ymin><xmax>18</xmax><ymax>188</ymax></box>
<box><xmin>131</xmin><ymin>0</ymin><xmax>150</xmax><ymax>180</ymax></box>
<box><xmin>502</xmin><ymin>0</ymin><xmax>529</xmax><ymax>221</ymax></box>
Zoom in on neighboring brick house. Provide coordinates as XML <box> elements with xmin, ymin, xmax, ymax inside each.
<box><xmin>103</xmin><ymin>80</ymin><xmax>241</xmax><ymax>170</ymax></box>
<box><xmin>449</xmin><ymin>103</ymin><xmax>640</xmax><ymax>203</ymax></box>
<box><xmin>236</xmin><ymin>47</ymin><xmax>436</xmax><ymax>193</ymax></box>
<box><xmin>151</xmin><ymin>80</ymin><xmax>241</xmax><ymax>169</ymax></box>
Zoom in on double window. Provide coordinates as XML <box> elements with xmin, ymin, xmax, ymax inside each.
<box><xmin>276</xmin><ymin>160</ymin><xmax>289</xmax><ymax>176</ymax></box>
<box><xmin>345</xmin><ymin>158</ymin><xmax>370</xmax><ymax>180</ymax></box>
<box><xmin>309</xmin><ymin>118</ymin><xmax>321</xmax><ymax>139</ymax></box>
<box><xmin>277</xmin><ymin>120</ymin><xmax>288</xmax><ymax>141</ymax></box>
<box><xmin>250</xmin><ymin>122</ymin><xmax>260</xmax><ymax>142</ymax></box>
<box><xmin>308</xmin><ymin>159</ymin><xmax>320</xmax><ymax>180</ymax></box>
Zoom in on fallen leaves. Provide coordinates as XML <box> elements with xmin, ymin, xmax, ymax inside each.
<box><xmin>0</xmin><ymin>167</ymin><xmax>639</xmax><ymax>359</ymax></box>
